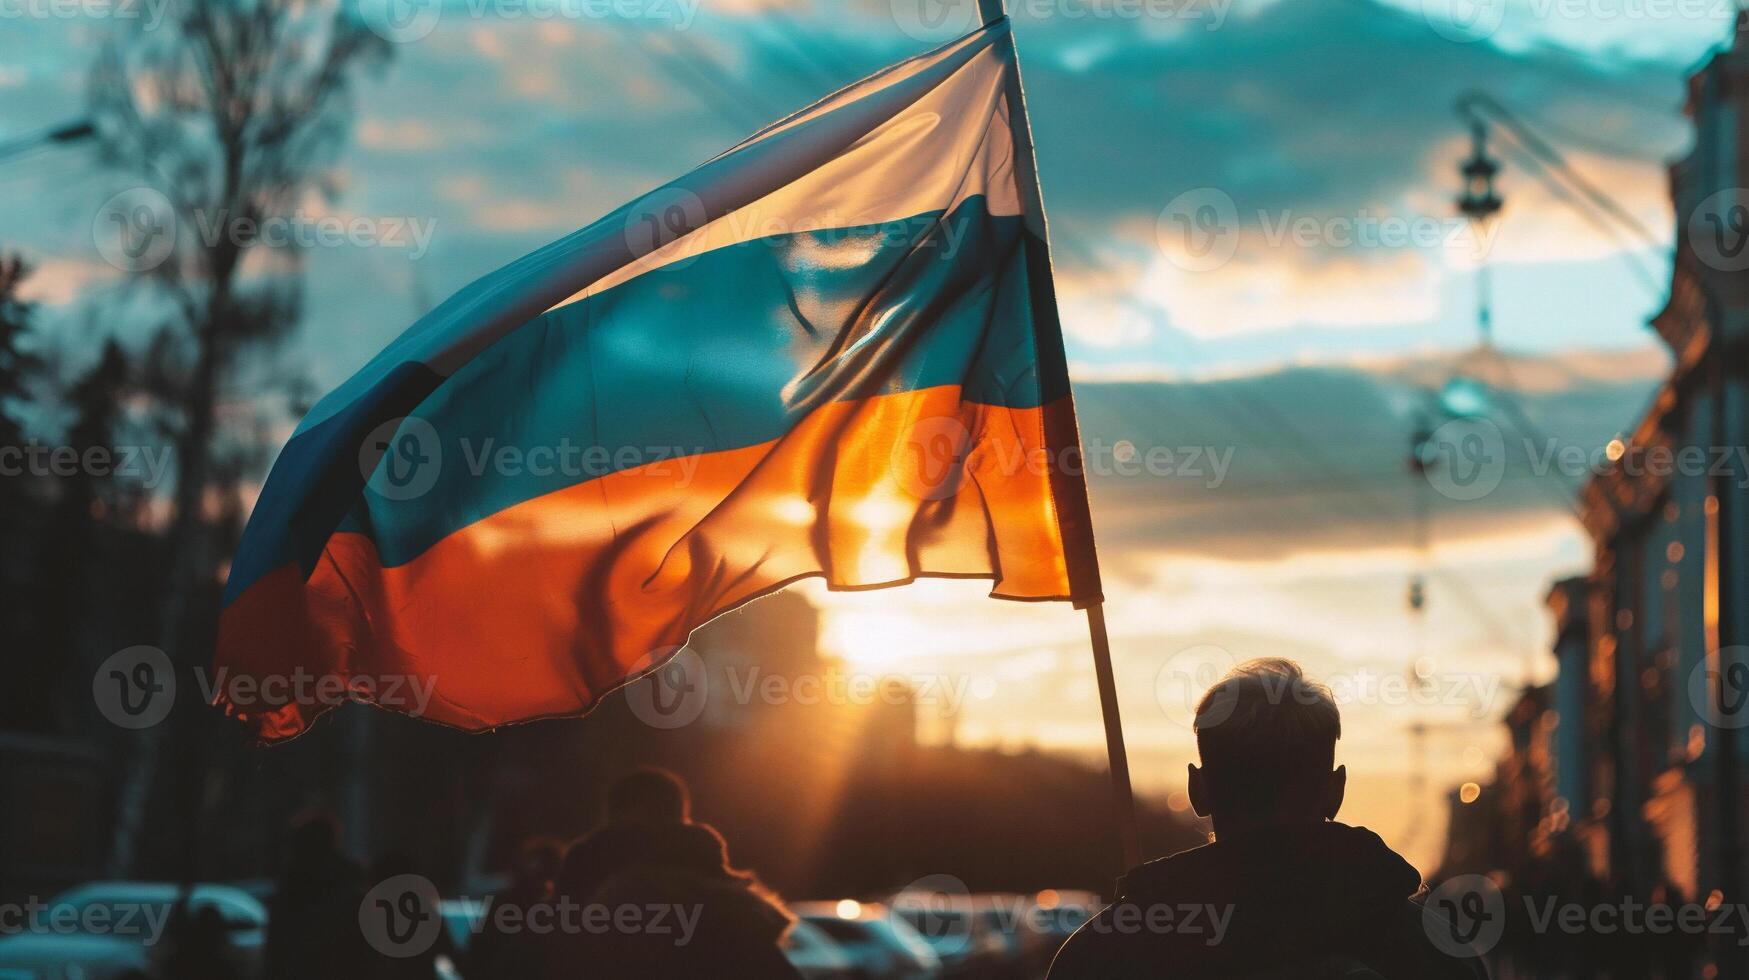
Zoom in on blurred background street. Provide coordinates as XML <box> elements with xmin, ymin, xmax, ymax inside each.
<box><xmin>4</xmin><ymin>0</ymin><xmax>1749</xmax><ymax>976</ymax></box>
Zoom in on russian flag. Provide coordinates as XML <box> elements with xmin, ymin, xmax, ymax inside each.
<box><xmin>214</xmin><ymin>18</ymin><xmax>1101</xmax><ymax>742</ymax></box>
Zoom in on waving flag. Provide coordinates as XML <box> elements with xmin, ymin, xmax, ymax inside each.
<box><xmin>215</xmin><ymin>18</ymin><xmax>1100</xmax><ymax>742</ymax></box>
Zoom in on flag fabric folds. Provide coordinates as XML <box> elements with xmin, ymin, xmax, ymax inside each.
<box><xmin>214</xmin><ymin>18</ymin><xmax>1100</xmax><ymax>742</ymax></box>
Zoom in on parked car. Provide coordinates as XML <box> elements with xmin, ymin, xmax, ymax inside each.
<box><xmin>0</xmin><ymin>881</ymin><xmax>267</xmax><ymax>980</ymax></box>
<box><xmin>0</xmin><ymin>933</ymin><xmax>151</xmax><ymax>980</ymax></box>
<box><xmin>781</xmin><ymin>916</ymin><xmax>859</xmax><ymax>979</ymax></box>
<box><xmin>989</xmin><ymin>896</ymin><xmax>1059</xmax><ymax>978</ymax></box>
<box><xmin>439</xmin><ymin>897</ymin><xmax>485</xmax><ymax>958</ymax></box>
<box><xmin>1022</xmin><ymin>890</ymin><xmax>1099</xmax><ymax>943</ymax></box>
<box><xmin>793</xmin><ymin>901</ymin><xmax>941</xmax><ymax>980</ymax></box>
<box><xmin>889</xmin><ymin>899</ymin><xmax>1003</xmax><ymax>976</ymax></box>
<box><xmin>1017</xmin><ymin>890</ymin><xmax>1101</xmax><ymax>973</ymax></box>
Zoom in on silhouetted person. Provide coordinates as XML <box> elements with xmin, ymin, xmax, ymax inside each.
<box><xmin>162</xmin><ymin>903</ymin><xmax>241</xmax><ymax>980</ymax></box>
<box><xmin>541</xmin><ymin>768</ymin><xmax>802</xmax><ymax>980</ymax></box>
<box><xmin>265</xmin><ymin>810</ymin><xmax>369</xmax><ymax>980</ymax></box>
<box><xmin>556</xmin><ymin>768</ymin><xmax>706</xmax><ymax>901</ymax></box>
<box><xmin>612</xmin><ymin>767</ymin><xmax>691</xmax><ymax>823</ymax></box>
<box><xmin>364</xmin><ymin>852</ymin><xmax>453</xmax><ymax>980</ymax></box>
<box><xmin>1050</xmin><ymin>659</ymin><xmax>1489</xmax><ymax>980</ymax></box>
<box><xmin>469</xmin><ymin>836</ymin><xmax>564</xmax><ymax>980</ymax></box>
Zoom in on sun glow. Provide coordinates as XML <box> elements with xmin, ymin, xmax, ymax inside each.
<box><xmin>772</xmin><ymin>497</ymin><xmax>815</xmax><ymax>526</ymax></box>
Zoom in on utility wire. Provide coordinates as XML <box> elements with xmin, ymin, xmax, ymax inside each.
<box><xmin>1485</xmin><ymin>130</ymin><xmax>1667</xmax><ymax>297</ymax></box>
<box><xmin>1460</xmin><ymin>93</ymin><xmax>1663</xmax><ymax>250</ymax></box>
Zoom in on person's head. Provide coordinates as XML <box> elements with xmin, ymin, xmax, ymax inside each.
<box><xmin>1187</xmin><ymin>658</ymin><xmax>1345</xmax><ymax>832</ymax></box>
<box><xmin>189</xmin><ymin>904</ymin><xmax>224</xmax><ymax>941</ymax></box>
<box><xmin>515</xmin><ymin>836</ymin><xmax>565</xmax><ymax>887</ymax></box>
<box><xmin>371</xmin><ymin>851</ymin><xmax>418</xmax><ymax>880</ymax></box>
<box><xmin>285</xmin><ymin>808</ymin><xmax>342</xmax><ymax>859</ymax></box>
<box><xmin>607</xmin><ymin>767</ymin><xmax>690</xmax><ymax>825</ymax></box>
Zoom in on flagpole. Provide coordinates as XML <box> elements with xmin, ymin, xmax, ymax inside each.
<box><xmin>1085</xmin><ymin>602</ymin><xmax>1142</xmax><ymax>872</ymax></box>
<box><xmin>976</xmin><ymin>0</ymin><xmax>1143</xmax><ymax>874</ymax></box>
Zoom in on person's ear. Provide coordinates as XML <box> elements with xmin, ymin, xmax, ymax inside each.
<box><xmin>1187</xmin><ymin>763</ymin><xmax>1211</xmax><ymax>818</ymax></box>
<box><xmin>1323</xmin><ymin>764</ymin><xmax>1346</xmax><ymax>820</ymax></box>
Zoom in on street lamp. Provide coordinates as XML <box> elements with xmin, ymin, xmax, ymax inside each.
<box><xmin>1456</xmin><ymin>117</ymin><xmax>1504</xmax><ymax>348</ymax></box>
<box><xmin>1456</xmin><ymin>120</ymin><xmax>1503</xmax><ymax>224</ymax></box>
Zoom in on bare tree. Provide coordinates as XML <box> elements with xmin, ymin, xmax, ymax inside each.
<box><xmin>0</xmin><ymin>254</ymin><xmax>53</xmax><ymax>732</ymax></box>
<box><xmin>87</xmin><ymin>0</ymin><xmax>389</xmax><ymax>875</ymax></box>
<box><xmin>0</xmin><ymin>254</ymin><xmax>41</xmax><ymax>456</ymax></box>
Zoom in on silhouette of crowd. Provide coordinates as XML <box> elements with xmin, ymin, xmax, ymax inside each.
<box><xmin>260</xmin><ymin>770</ymin><xmax>801</xmax><ymax>980</ymax></box>
<box><xmin>245</xmin><ymin>660</ymin><xmax>1510</xmax><ymax>980</ymax></box>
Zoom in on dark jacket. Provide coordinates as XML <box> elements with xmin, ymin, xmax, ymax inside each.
<box><xmin>265</xmin><ymin>846</ymin><xmax>369</xmax><ymax>980</ymax></box>
<box><xmin>584</xmin><ymin>860</ymin><xmax>800</xmax><ymax>979</ymax></box>
<box><xmin>1049</xmin><ymin>822</ymin><xmax>1488</xmax><ymax>980</ymax></box>
<box><xmin>532</xmin><ymin>821</ymin><xmax>802</xmax><ymax>980</ymax></box>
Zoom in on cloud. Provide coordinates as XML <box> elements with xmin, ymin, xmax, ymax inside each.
<box><xmin>1139</xmin><ymin>231</ymin><xmax>1449</xmax><ymax>337</ymax></box>
<box><xmin>16</xmin><ymin>257</ymin><xmax>116</xmax><ymax>307</ymax></box>
<box><xmin>10</xmin><ymin>0</ymin><xmax>1725</xmax><ymax>382</ymax></box>
<box><xmin>357</xmin><ymin>117</ymin><xmax>447</xmax><ymax>151</ymax></box>
<box><xmin>472</xmin><ymin>197</ymin><xmax>578</xmax><ymax>231</ymax></box>
<box><xmin>1072</xmin><ymin>344</ymin><xmax>1665</xmax><ymax>559</ymax></box>
<box><xmin>1020</xmin><ymin>0</ymin><xmax>1698</xmax><ymax>228</ymax></box>
<box><xmin>1004</xmin><ymin>0</ymin><xmax>1710</xmax><ymax>346</ymax></box>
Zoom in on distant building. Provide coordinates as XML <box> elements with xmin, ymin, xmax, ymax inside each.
<box><xmin>1438</xmin><ymin>684</ymin><xmax>1558</xmax><ymax>881</ymax></box>
<box><xmin>1512</xmin><ymin>14</ymin><xmax>1749</xmax><ymax>904</ymax></box>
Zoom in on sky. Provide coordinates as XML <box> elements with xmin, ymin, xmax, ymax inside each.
<box><xmin>3</xmin><ymin>0</ymin><xmax>1744</xmax><ymax>872</ymax></box>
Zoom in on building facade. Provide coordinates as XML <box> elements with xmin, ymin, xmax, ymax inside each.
<box><xmin>1526</xmin><ymin>14</ymin><xmax>1749</xmax><ymax>906</ymax></box>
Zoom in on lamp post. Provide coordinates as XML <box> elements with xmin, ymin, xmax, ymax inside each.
<box><xmin>1456</xmin><ymin>119</ymin><xmax>1504</xmax><ymax>348</ymax></box>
